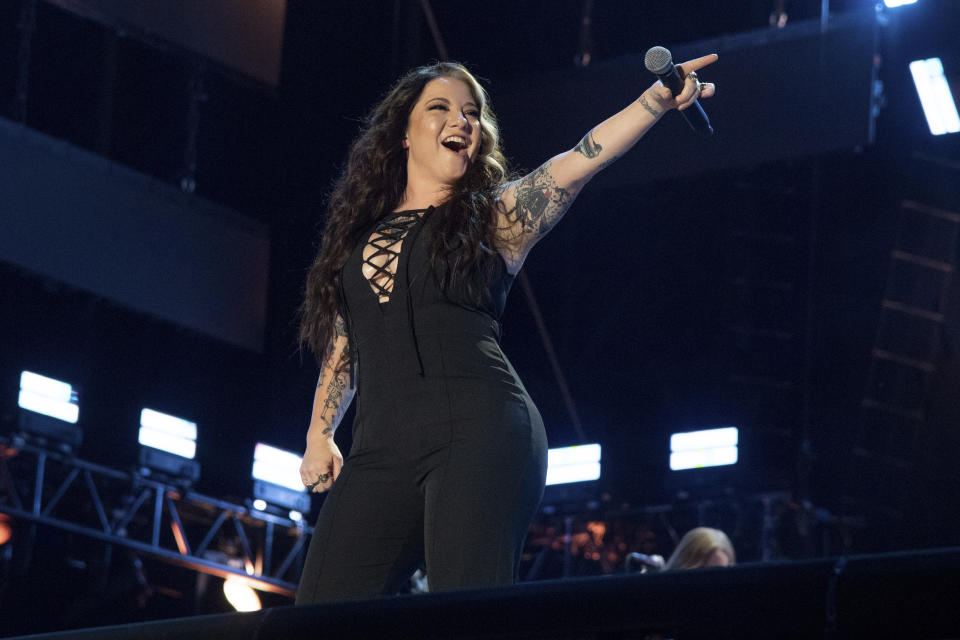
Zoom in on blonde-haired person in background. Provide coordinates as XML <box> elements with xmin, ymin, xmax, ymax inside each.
<box><xmin>663</xmin><ymin>527</ymin><xmax>736</xmax><ymax>570</ymax></box>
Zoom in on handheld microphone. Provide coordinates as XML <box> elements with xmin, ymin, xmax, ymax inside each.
<box><xmin>644</xmin><ymin>46</ymin><xmax>713</xmax><ymax>136</ymax></box>
<box><xmin>626</xmin><ymin>552</ymin><xmax>666</xmax><ymax>573</ymax></box>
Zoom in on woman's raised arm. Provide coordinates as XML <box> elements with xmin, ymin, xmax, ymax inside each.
<box><xmin>495</xmin><ymin>54</ymin><xmax>718</xmax><ymax>273</ymax></box>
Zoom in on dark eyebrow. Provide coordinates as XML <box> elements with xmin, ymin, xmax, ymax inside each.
<box><xmin>425</xmin><ymin>96</ymin><xmax>479</xmax><ymax>109</ymax></box>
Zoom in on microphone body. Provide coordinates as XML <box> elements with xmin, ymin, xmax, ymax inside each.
<box><xmin>644</xmin><ymin>46</ymin><xmax>713</xmax><ymax>136</ymax></box>
<box><xmin>626</xmin><ymin>552</ymin><xmax>666</xmax><ymax>573</ymax></box>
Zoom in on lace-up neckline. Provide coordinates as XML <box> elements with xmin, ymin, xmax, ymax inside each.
<box><xmin>360</xmin><ymin>209</ymin><xmax>428</xmax><ymax>304</ymax></box>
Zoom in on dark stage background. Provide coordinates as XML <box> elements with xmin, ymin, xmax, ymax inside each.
<box><xmin>1</xmin><ymin>0</ymin><xmax>960</xmax><ymax>634</ymax></box>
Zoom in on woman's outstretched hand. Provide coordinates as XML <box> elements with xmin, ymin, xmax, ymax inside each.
<box><xmin>648</xmin><ymin>53</ymin><xmax>718</xmax><ymax>112</ymax></box>
<box><xmin>300</xmin><ymin>433</ymin><xmax>343</xmax><ymax>493</ymax></box>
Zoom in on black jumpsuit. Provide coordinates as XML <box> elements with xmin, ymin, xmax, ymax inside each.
<box><xmin>296</xmin><ymin>209</ymin><xmax>548</xmax><ymax>603</ymax></box>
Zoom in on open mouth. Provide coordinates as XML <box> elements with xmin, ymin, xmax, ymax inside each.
<box><xmin>441</xmin><ymin>136</ymin><xmax>468</xmax><ymax>153</ymax></box>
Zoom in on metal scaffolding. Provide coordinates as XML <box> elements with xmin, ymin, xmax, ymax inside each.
<box><xmin>0</xmin><ymin>436</ymin><xmax>310</xmax><ymax>597</ymax></box>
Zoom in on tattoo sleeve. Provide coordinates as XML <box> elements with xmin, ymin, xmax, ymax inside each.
<box><xmin>502</xmin><ymin>161</ymin><xmax>577</xmax><ymax>239</ymax></box>
<box><xmin>314</xmin><ymin>314</ymin><xmax>353</xmax><ymax>437</ymax></box>
<box><xmin>334</xmin><ymin>314</ymin><xmax>348</xmax><ymax>338</ymax></box>
<box><xmin>317</xmin><ymin>350</ymin><xmax>352</xmax><ymax>436</ymax></box>
<box><xmin>574</xmin><ymin>130</ymin><xmax>603</xmax><ymax>159</ymax></box>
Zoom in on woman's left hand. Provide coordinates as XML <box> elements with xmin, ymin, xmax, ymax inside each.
<box><xmin>648</xmin><ymin>53</ymin><xmax>718</xmax><ymax>112</ymax></box>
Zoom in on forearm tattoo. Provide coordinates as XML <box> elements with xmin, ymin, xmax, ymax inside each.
<box><xmin>574</xmin><ymin>131</ymin><xmax>603</xmax><ymax>159</ymax></box>
<box><xmin>334</xmin><ymin>314</ymin><xmax>348</xmax><ymax>338</ymax></box>
<box><xmin>639</xmin><ymin>93</ymin><xmax>662</xmax><ymax>118</ymax></box>
<box><xmin>503</xmin><ymin>161</ymin><xmax>575</xmax><ymax>238</ymax></box>
<box><xmin>317</xmin><ymin>350</ymin><xmax>351</xmax><ymax>436</ymax></box>
<box><xmin>315</xmin><ymin>314</ymin><xmax>352</xmax><ymax>436</ymax></box>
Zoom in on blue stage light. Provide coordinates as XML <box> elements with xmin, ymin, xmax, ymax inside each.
<box><xmin>16</xmin><ymin>371</ymin><xmax>82</xmax><ymax>452</ymax></box>
<box><xmin>545</xmin><ymin>443</ymin><xmax>601</xmax><ymax>486</ymax></box>
<box><xmin>250</xmin><ymin>443</ymin><xmax>309</xmax><ymax>514</ymax></box>
<box><xmin>138</xmin><ymin>408</ymin><xmax>200</xmax><ymax>484</ymax></box>
<box><xmin>18</xmin><ymin>371</ymin><xmax>78</xmax><ymax>424</ymax></box>
<box><xmin>883</xmin><ymin>0</ymin><xmax>917</xmax><ymax>7</ymax></box>
<box><xmin>909</xmin><ymin>58</ymin><xmax>960</xmax><ymax>135</ymax></box>
<box><xmin>670</xmin><ymin>427</ymin><xmax>739</xmax><ymax>471</ymax></box>
<box><xmin>138</xmin><ymin>408</ymin><xmax>197</xmax><ymax>459</ymax></box>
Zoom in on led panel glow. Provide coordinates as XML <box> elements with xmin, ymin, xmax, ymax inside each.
<box><xmin>545</xmin><ymin>443</ymin><xmax>601</xmax><ymax>486</ymax></box>
<box><xmin>138</xmin><ymin>408</ymin><xmax>197</xmax><ymax>459</ymax></box>
<box><xmin>252</xmin><ymin>443</ymin><xmax>307</xmax><ymax>493</ymax></box>
<box><xmin>910</xmin><ymin>58</ymin><xmax>960</xmax><ymax>135</ymax></box>
<box><xmin>670</xmin><ymin>426</ymin><xmax>739</xmax><ymax>471</ymax></box>
<box><xmin>18</xmin><ymin>371</ymin><xmax>79</xmax><ymax>423</ymax></box>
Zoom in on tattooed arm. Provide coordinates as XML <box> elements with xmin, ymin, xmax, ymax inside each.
<box><xmin>299</xmin><ymin>314</ymin><xmax>354</xmax><ymax>492</ymax></box>
<box><xmin>495</xmin><ymin>53</ymin><xmax>718</xmax><ymax>272</ymax></box>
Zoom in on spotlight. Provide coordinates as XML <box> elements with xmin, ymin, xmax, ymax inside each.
<box><xmin>250</xmin><ymin>443</ymin><xmax>310</xmax><ymax>516</ymax></box>
<box><xmin>669</xmin><ymin>426</ymin><xmax>739</xmax><ymax>471</ymax></box>
<box><xmin>541</xmin><ymin>443</ymin><xmax>602</xmax><ymax>512</ymax></box>
<box><xmin>223</xmin><ymin>575</ymin><xmax>262</xmax><ymax>612</ymax></box>
<box><xmin>909</xmin><ymin>58</ymin><xmax>960</xmax><ymax>135</ymax></box>
<box><xmin>137</xmin><ymin>408</ymin><xmax>201</xmax><ymax>485</ymax></box>
<box><xmin>545</xmin><ymin>443</ymin><xmax>602</xmax><ymax>486</ymax></box>
<box><xmin>883</xmin><ymin>0</ymin><xmax>917</xmax><ymax>7</ymax></box>
<box><xmin>16</xmin><ymin>371</ymin><xmax>82</xmax><ymax>452</ymax></box>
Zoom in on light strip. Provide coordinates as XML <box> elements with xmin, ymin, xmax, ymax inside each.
<box><xmin>20</xmin><ymin>371</ymin><xmax>74</xmax><ymax>402</ymax></box>
<box><xmin>18</xmin><ymin>389</ymin><xmax>79</xmax><ymax>423</ymax></box>
<box><xmin>252</xmin><ymin>443</ymin><xmax>306</xmax><ymax>493</ymax></box>
<box><xmin>547</xmin><ymin>443</ymin><xmax>601</xmax><ymax>466</ymax></box>
<box><xmin>546</xmin><ymin>462</ymin><xmax>601</xmax><ymax>485</ymax></box>
<box><xmin>909</xmin><ymin>58</ymin><xmax>960</xmax><ymax>136</ymax></box>
<box><xmin>670</xmin><ymin>446</ymin><xmax>739</xmax><ymax>471</ymax></box>
<box><xmin>883</xmin><ymin>0</ymin><xmax>917</xmax><ymax>7</ymax></box>
<box><xmin>670</xmin><ymin>427</ymin><xmax>738</xmax><ymax>452</ymax></box>
<box><xmin>140</xmin><ymin>408</ymin><xmax>197</xmax><ymax>440</ymax></box>
<box><xmin>545</xmin><ymin>443</ymin><xmax>602</xmax><ymax>486</ymax></box>
<box><xmin>670</xmin><ymin>426</ymin><xmax>739</xmax><ymax>471</ymax></box>
<box><xmin>138</xmin><ymin>426</ymin><xmax>197</xmax><ymax>459</ymax></box>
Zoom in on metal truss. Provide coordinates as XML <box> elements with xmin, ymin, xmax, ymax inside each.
<box><xmin>0</xmin><ymin>436</ymin><xmax>311</xmax><ymax>596</ymax></box>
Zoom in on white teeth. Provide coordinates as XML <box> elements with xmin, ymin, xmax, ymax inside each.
<box><xmin>442</xmin><ymin>136</ymin><xmax>466</xmax><ymax>144</ymax></box>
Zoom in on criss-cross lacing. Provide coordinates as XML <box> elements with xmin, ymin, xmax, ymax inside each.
<box><xmin>361</xmin><ymin>214</ymin><xmax>421</xmax><ymax>303</ymax></box>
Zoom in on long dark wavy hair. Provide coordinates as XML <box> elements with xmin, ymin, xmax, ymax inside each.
<box><xmin>299</xmin><ymin>62</ymin><xmax>513</xmax><ymax>365</ymax></box>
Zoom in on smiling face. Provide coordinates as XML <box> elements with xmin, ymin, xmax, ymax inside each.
<box><xmin>402</xmin><ymin>76</ymin><xmax>483</xmax><ymax>190</ymax></box>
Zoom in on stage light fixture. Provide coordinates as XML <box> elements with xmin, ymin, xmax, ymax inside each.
<box><xmin>250</xmin><ymin>443</ymin><xmax>310</xmax><ymax>516</ymax></box>
<box><xmin>16</xmin><ymin>370</ymin><xmax>82</xmax><ymax>452</ymax></box>
<box><xmin>137</xmin><ymin>408</ymin><xmax>200</xmax><ymax>485</ymax></box>
<box><xmin>223</xmin><ymin>575</ymin><xmax>262</xmax><ymax>612</ymax></box>
<box><xmin>910</xmin><ymin>58</ymin><xmax>960</xmax><ymax>136</ymax></box>
<box><xmin>883</xmin><ymin>0</ymin><xmax>917</xmax><ymax>7</ymax></box>
<box><xmin>545</xmin><ymin>443</ymin><xmax>601</xmax><ymax>486</ymax></box>
<box><xmin>670</xmin><ymin>426</ymin><xmax>739</xmax><ymax>471</ymax></box>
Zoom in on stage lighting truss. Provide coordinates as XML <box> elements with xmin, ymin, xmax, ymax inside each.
<box><xmin>137</xmin><ymin>408</ymin><xmax>201</xmax><ymax>486</ymax></box>
<box><xmin>0</xmin><ymin>436</ymin><xmax>310</xmax><ymax>597</ymax></box>
<box><xmin>16</xmin><ymin>371</ymin><xmax>82</xmax><ymax>453</ymax></box>
<box><xmin>250</xmin><ymin>443</ymin><xmax>310</xmax><ymax>518</ymax></box>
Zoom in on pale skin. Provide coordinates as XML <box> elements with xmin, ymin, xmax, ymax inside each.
<box><xmin>300</xmin><ymin>54</ymin><xmax>719</xmax><ymax>492</ymax></box>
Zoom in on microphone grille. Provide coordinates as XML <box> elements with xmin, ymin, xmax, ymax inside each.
<box><xmin>644</xmin><ymin>46</ymin><xmax>673</xmax><ymax>75</ymax></box>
